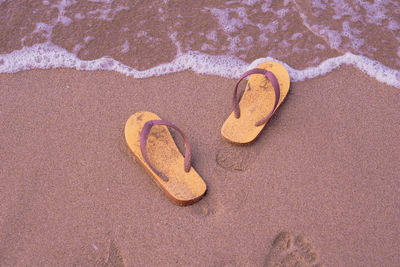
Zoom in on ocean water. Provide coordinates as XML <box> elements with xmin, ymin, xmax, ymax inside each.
<box><xmin>0</xmin><ymin>0</ymin><xmax>399</xmax><ymax>87</ymax></box>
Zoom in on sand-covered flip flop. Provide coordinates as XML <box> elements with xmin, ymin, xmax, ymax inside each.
<box><xmin>124</xmin><ymin>111</ymin><xmax>207</xmax><ymax>205</ymax></box>
<box><xmin>221</xmin><ymin>61</ymin><xmax>290</xmax><ymax>143</ymax></box>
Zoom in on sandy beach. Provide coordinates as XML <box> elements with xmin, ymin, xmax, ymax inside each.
<box><xmin>0</xmin><ymin>67</ymin><xmax>399</xmax><ymax>266</ymax></box>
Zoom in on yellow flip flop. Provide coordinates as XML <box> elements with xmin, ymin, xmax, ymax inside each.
<box><xmin>125</xmin><ymin>111</ymin><xmax>207</xmax><ymax>205</ymax></box>
<box><xmin>221</xmin><ymin>61</ymin><xmax>290</xmax><ymax>143</ymax></box>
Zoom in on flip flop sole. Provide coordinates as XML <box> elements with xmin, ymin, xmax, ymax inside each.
<box><xmin>221</xmin><ymin>61</ymin><xmax>290</xmax><ymax>143</ymax></box>
<box><xmin>125</xmin><ymin>111</ymin><xmax>207</xmax><ymax>205</ymax></box>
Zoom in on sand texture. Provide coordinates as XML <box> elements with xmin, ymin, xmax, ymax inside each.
<box><xmin>1</xmin><ymin>67</ymin><xmax>399</xmax><ymax>266</ymax></box>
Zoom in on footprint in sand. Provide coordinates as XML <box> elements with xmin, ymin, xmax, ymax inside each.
<box><xmin>71</xmin><ymin>239</ymin><xmax>124</xmax><ymax>267</ymax></box>
<box><xmin>215</xmin><ymin>145</ymin><xmax>254</xmax><ymax>172</ymax></box>
<box><xmin>105</xmin><ymin>239</ymin><xmax>125</xmax><ymax>267</ymax></box>
<box><xmin>191</xmin><ymin>198</ymin><xmax>217</xmax><ymax>217</ymax></box>
<box><xmin>265</xmin><ymin>232</ymin><xmax>323</xmax><ymax>267</ymax></box>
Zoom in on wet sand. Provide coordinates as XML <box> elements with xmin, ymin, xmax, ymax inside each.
<box><xmin>0</xmin><ymin>68</ymin><xmax>399</xmax><ymax>266</ymax></box>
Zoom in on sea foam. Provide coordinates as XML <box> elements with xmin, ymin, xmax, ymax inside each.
<box><xmin>0</xmin><ymin>43</ymin><xmax>398</xmax><ymax>88</ymax></box>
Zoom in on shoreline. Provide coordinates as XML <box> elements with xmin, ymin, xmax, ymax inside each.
<box><xmin>1</xmin><ymin>44</ymin><xmax>399</xmax><ymax>88</ymax></box>
<box><xmin>1</xmin><ymin>66</ymin><xmax>399</xmax><ymax>266</ymax></box>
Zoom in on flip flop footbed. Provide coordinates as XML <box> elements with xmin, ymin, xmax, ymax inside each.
<box><xmin>221</xmin><ymin>61</ymin><xmax>290</xmax><ymax>143</ymax></box>
<box><xmin>125</xmin><ymin>111</ymin><xmax>206</xmax><ymax>205</ymax></box>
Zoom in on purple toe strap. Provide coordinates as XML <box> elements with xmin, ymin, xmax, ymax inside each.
<box><xmin>140</xmin><ymin>119</ymin><xmax>192</xmax><ymax>182</ymax></box>
<box><xmin>233</xmin><ymin>68</ymin><xmax>280</xmax><ymax>126</ymax></box>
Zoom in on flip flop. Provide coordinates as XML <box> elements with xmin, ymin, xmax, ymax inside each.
<box><xmin>124</xmin><ymin>111</ymin><xmax>207</xmax><ymax>205</ymax></box>
<box><xmin>221</xmin><ymin>61</ymin><xmax>290</xmax><ymax>143</ymax></box>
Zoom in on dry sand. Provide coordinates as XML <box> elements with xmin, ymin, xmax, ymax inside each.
<box><xmin>0</xmin><ymin>67</ymin><xmax>399</xmax><ymax>266</ymax></box>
